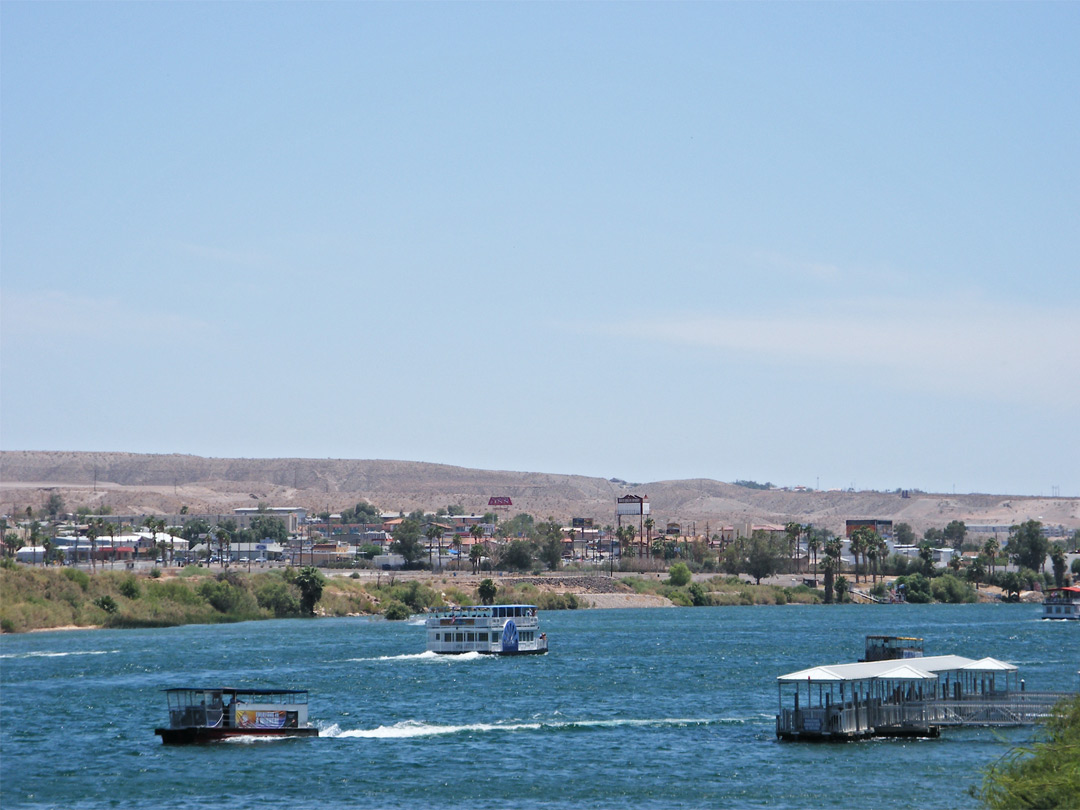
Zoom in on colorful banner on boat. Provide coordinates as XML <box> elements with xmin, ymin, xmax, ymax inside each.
<box><xmin>236</xmin><ymin>710</ymin><xmax>287</xmax><ymax>729</ymax></box>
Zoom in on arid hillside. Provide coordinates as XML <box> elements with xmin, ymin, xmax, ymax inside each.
<box><xmin>2</xmin><ymin>451</ymin><xmax>1077</xmax><ymax>536</ymax></box>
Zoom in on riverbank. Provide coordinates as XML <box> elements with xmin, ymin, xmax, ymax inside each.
<box><xmin>8</xmin><ymin>563</ymin><xmax>1023</xmax><ymax>634</ymax></box>
<box><xmin>1</xmin><ymin>564</ymin><xmax>834</xmax><ymax>633</ymax></box>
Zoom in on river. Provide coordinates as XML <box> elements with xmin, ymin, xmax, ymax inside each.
<box><xmin>2</xmin><ymin>603</ymin><xmax>1076</xmax><ymax>809</ymax></box>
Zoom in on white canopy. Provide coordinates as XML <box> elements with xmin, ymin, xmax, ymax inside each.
<box><xmin>874</xmin><ymin>664</ymin><xmax>938</xmax><ymax>681</ymax></box>
<box><xmin>779</xmin><ymin>655</ymin><xmax>983</xmax><ymax>683</ymax></box>
<box><xmin>961</xmin><ymin>657</ymin><xmax>1017</xmax><ymax>672</ymax></box>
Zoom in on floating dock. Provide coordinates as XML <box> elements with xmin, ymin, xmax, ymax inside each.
<box><xmin>776</xmin><ymin>637</ymin><xmax>1075</xmax><ymax>741</ymax></box>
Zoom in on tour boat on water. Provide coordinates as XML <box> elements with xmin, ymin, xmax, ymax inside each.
<box><xmin>155</xmin><ymin>687</ymin><xmax>319</xmax><ymax>744</ymax></box>
<box><xmin>1041</xmin><ymin>586</ymin><xmax>1080</xmax><ymax>620</ymax></box>
<box><xmin>426</xmin><ymin>604</ymin><xmax>548</xmax><ymax>655</ymax></box>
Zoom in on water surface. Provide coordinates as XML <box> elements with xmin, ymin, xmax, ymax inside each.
<box><xmin>2</xmin><ymin>603</ymin><xmax>1076</xmax><ymax>809</ymax></box>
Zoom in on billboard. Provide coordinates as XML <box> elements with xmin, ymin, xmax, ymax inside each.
<box><xmin>488</xmin><ymin>497</ymin><xmax>513</xmax><ymax>507</ymax></box>
<box><xmin>571</xmin><ymin>517</ymin><xmax>594</xmax><ymax>529</ymax></box>
<box><xmin>236</xmin><ymin>710</ymin><xmax>287</xmax><ymax>729</ymax></box>
<box><xmin>616</xmin><ymin>495</ymin><xmax>650</xmax><ymax>516</ymax></box>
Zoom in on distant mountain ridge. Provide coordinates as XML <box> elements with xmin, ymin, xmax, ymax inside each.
<box><xmin>1</xmin><ymin>451</ymin><xmax>1077</xmax><ymax>535</ymax></box>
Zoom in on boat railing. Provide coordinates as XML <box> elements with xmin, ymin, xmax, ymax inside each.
<box><xmin>777</xmin><ymin>704</ymin><xmax>867</xmax><ymax>736</ymax></box>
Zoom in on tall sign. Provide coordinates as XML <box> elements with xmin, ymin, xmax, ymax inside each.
<box><xmin>616</xmin><ymin>495</ymin><xmax>650</xmax><ymax>516</ymax></box>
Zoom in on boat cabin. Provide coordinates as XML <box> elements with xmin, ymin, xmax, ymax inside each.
<box><xmin>1042</xmin><ymin>586</ymin><xmax>1080</xmax><ymax>620</ymax></box>
<box><xmin>425</xmin><ymin>604</ymin><xmax>548</xmax><ymax>655</ymax></box>
<box><xmin>862</xmin><ymin>635</ymin><xmax>924</xmax><ymax>661</ymax></box>
<box><xmin>157</xmin><ymin>688</ymin><xmax>317</xmax><ymax>743</ymax></box>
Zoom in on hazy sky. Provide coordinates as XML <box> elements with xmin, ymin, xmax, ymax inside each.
<box><xmin>2</xmin><ymin>3</ymin><xmax>1078</xmax><ymax>497</ymax></box>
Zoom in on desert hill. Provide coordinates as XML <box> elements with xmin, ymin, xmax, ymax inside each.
<box><xmin>1</xmin><ymin>451</ymin><xmax>1077</xmax><ymax>536</ymax></box>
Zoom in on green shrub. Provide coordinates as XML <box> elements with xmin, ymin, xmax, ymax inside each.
<box><xmin>386</xmin><ymin>580</ymin><xmax>438</xmax><ymax>612</ymax></box>
<box><xmin>149</xmin><ymin>567</ymin><xmax>162</xmax><ymax>579</ymax></box>
<box><xmin>118</xmin><ymin>577</ymin><xmax>141</xmax><ymax>600</ymax></box>
<box><xmin>669</xmin><ymin>563</ymin><xmax>692</xmax><ymax>587</ymax></box>
<box><xmin>687</xmin><ymin>581</ymin><xmax>711</xmax><ymax>606</ymax></box>
<box><xmin>62</xmin><ymin>568</ymin><xmax>90</xmax><ymax>590</ymax></box>
<box><xmin>94</xmin><ymin>595</ymin><xmax>118</xmax><ymax>614</ymax></box>
<box><xmin>146</xmin><ymin>579</ymin><xmax>204</xmax><ymax>605</ymax></box>
<box><xmin>197</xmin><ymin>579</ymin><xmax>258</xmax><ymax>616</ymax></box>
<box><xmin>975</xmin><ymin>695</ymin><xmax>1080</xmax><ymax>808</ymax></box>
<box><xmin>896</xmin><ymin>573</ymin><xmax>932</xmax><ymax>603</ymax></box>
<box><xmin>534</xmin><ymin>592</ymin><xmax>580</xmax><ymax>610</ymax></box>
<box><xmin>383</xmin><ymin>600</ymin><xmax>411</xmax><ymax>620</ymax></box>
<box><xmin>254</xmin><ymin>578</ymin><xmax>302</xmax><ymax>617</ymax></box>
<box><xmin>931</xmin><ymin>574</ymin><xmax>976</xmax><ymax>604</ymax></box>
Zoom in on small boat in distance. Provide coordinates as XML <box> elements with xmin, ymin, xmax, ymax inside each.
<box><xmin>1042</xmin><ymin>586</ymin><xmax>1080</xmax><ymax>620</ymax></box>
<box><xmin>155</xmin><ymin>688</ymin><xmax>319</xmax><ymax>744</ymax></box>
<box><xmin>426</xmin><ymin>604</ymin><xmax>548</xmax><ymax>655</ymax></box>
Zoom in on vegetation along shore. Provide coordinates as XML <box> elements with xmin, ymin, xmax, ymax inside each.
<box><xmin>0</xmin><ymin>562</ymin><xmax>843</xmax><ymax>634</ymax></box>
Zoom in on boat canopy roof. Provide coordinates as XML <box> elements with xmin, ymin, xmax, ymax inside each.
<box><xmin>162</xmin><ymin>687</ymin><xmax>308</xmax><ymax>696</ymax></box>
<box><xmin>778</xmin><ymin>654</ymin><xmax>1016</xmax><ymax>683</ymax></box>
<box><xmin>873</xmin><ymin>664</ymin><xmax>940</xmax><ymax>681</ymax></box>
<box><xmin>961</xmin><ymin>657</ymin><xmax>1019</xmax><ymax>672</ymax></box>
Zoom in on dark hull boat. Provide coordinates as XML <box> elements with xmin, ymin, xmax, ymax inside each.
<box><xmin>155</xmin><ymin>687</ymin><xmax>318</xmax><ymax>745</ymax></box>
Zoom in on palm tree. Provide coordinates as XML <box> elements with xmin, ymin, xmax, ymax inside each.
<box><xmin>785</xmin><ymin>522</ymin><xmax>801</xmax><ymax>572</ymax></box>
<box><xmin>425</xmin><ymin>524</ymin><xmax>443</xmax><ymax>569</ymax></box>
<box><xmin>469</xmin><ymin>542</ymin><xmax>485</xmax><ymax>573</ymax></box>
<box><xmin>822</xmin><ymin>538</ymin><xmax>843</xmax><ymax>604</ymax></box>
<box><xmin>89</xmin><ymin>518</ymin><xmax>105</xmax><ymax>571</ymax></box>
<box><xmin>643</xmin><ymin>517</ymin><xmax>655</xmax><ymax>560</ymax></box>
<box><xmin>948</xmin><ymin>553</ymin><xmax>963</xmax><ymax>575</ymax></box>
<box><xmin>807</xmin><ymin>531</ymin><xmax>822</xmax><ymax>578</ymax></box>
<box><xmin>452</xmin><ymin>536</ymin><xmax>463</xmax><ymax>570</ymax></box>
<box><xmin>168</xmin><ymin>525</ymin><xmax>182</xmax><ymax>566</ymax></box>
<box><xmin>215</xmin><ymin>527</ymin><xmax>230</xmax><ymax>567</ymax></box>
<box><xmin>849</xmin><ymin>528</ymin><xmax>872</xmax><ymax>583</ymax></box>
<box><xmin>876</xmin><ymin>535</ymin><xmax>889</xmax><ymax>579</ymax></box>
<box><xmin>142</xmin><ymin>516</ymin><xmax>158</xmax><ymax>564</ymax></box>
<box><xmin>866</xmin><ymin>537</ymin><xmax>881</xmax><ymax>584</ymax></box>
<box><xmin>624</xmin><ymin>524</ymin><xmax>637</xmax><ymax>565</ymax></box>
<box><xmin>106</xmin><ymin>522</ymin><xmax>118</xmax><ymax>568</ymax></box>
<box><xmin>983</xmin><ymin>538</ymin><xmax>1000</xmax><ymax>577</ymax></box>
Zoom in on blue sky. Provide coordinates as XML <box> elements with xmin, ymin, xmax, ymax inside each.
<box><xmin>2</xmin><ymin>3</ymin><xmax>1078</xmax><ymax>496</ymax></box>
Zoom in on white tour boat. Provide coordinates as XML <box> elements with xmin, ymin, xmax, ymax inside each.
<box><xmin>1042</xmin><ymin>586</ymin><xmax>1080</xmax><ymax>620</ymax></box>
<box><xmin>426</xmin><ymin>604</ymin><xmax>548</xmax><ymax>655</ymax></box>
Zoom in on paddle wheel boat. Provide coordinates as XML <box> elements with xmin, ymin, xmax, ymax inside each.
<box><xmin>426</xmin><ymin>604</ymin><xmax>548</xmax><ymax>655</ymax></box>
<box><xmin>1042</xmin><ymin>586</ymin><xmax>1080</xmax><ymax>620</ymax></box>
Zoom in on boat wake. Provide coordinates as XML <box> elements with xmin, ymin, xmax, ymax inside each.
<box><xmin>346</xmin><ymin>651</ymin><xmax>489</xmax><ymax>663</ymax></box>
<box><xmin>0</xmin><ymin>649</ymin><xmax>118</xmax><ymax>660</ymax></box>
<box><xmin>221</xmin><ymin>734</ymin><xmax>312</xmax><ymax>744</ymax></box>
<box><xmin>321</xmin><ymin>717</ymin><xmax>723</xmax><ymax>740</ymax></box>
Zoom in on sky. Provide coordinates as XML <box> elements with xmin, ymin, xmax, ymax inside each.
<box><xmin>2</xmin><ymin>3</ymin><xmax>1078</xmax><ymax>497</ymax></box>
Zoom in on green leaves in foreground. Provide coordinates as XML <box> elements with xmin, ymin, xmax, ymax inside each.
<box><xmin>974</xmin><ymin>695</ymin><xmax>1080</xmax><ymax>809</ymax></box>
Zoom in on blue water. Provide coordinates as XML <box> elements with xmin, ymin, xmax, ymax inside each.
<box><xmin>2</xmin><ymin>604</ymin><xmax>1076</xmax><ymax>809</ymax></box>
